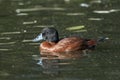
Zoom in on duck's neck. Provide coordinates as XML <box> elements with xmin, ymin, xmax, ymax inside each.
<box><xmin>53</xmin><ymin>36</ymin><xmax>59</xmax><ymax>43</ymax></box>
<box><xmin>47</xmin><ymin>35</ymin><xmax>59</xmax><ymax>43</ymax></box>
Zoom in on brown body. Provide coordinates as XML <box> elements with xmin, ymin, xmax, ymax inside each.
<box><xmin>40</xmin><ymin>37</ymin><xmax>89</xmax><ymax>53</ymax></box>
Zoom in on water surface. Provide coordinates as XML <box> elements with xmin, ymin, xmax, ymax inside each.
<box><xmin>0</xmin><ymin>0</ymin><xmax>120</xmax><ymax>80</ymax></box>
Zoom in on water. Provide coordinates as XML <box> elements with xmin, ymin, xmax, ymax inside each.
<box><xmin>0</xmin><ymin>0</ymin><xmax>120</xmax><ymax>80</ymax></box>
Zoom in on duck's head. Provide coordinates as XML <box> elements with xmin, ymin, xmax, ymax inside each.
<box><xmin>33</xmin><ymin>27</ymin><xmax>59</xmax><ymax>43</ymax></box>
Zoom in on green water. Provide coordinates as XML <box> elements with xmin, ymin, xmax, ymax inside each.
<box><xmin>0</xmin><ymin>0</ymin><xmax>120</xmax><ymax>80</ymax></box>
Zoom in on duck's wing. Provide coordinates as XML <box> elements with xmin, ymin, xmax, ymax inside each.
<box><xmin>53</xmin><ymin>37</ymin><xmax>84</xmax><ymax>52</ymax></box>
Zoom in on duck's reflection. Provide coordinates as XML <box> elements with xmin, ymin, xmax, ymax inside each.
<box><xmin>37</xmin><ymin>55</ymin><xmax>72</xmax><ymax>75</ymax></box>
<box><xmin>40</xmin><ymin>50</ymin><xmax>86</xmax><ymax>59</ymax></box>
<box><xmin>37</xmin><ymin>56</ymin><xmax>60</xmax><ymax>75</ymax></box>
<box><xmin>33</xmin><ymin>51</ymin><xmax>86</xmax><ymax>76</ymax></box>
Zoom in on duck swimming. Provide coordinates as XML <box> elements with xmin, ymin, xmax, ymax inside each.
<box><xmin>33</xmin><ymin>27</ymin><xmax>107</xmax><ymax>53</ymax></box>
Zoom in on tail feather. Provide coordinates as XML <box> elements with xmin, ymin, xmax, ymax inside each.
<box><xmin>97</xmin><ymin>37</ymin><xmax>109</xmax><ymax>42</ymax></box>
<box><xmin>87</xmin><ymin>40</ymin><xmax>97</xmax><ymax>46</ymax></box>
<box><xmin>87</xmin><ymin>40</ymin><xmax>96</xmax><ymax>50</ymax></box>
<box><xmin>85</xmin><ymin>37</ymin><xmax>109</xmax><ymax>50</ymax></box>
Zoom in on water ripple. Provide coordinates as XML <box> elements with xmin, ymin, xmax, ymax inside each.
<box><xmin>33</xmin><ymin>25</ymin><xmax>54</xmax><ymax>28</ymax></box>
<box><xmin>93</xmin><ymin>9</ymin><xmax>120</xmax><ymax>14</ymax></box>
<box><xmin>16</xmin><ymin>7</ymin><xmax>66</xmax><ymax>13</ymax></box>
<box><xmin>1</xmin><ymin>31</ymin><xmax>21</xmax><ymax>35</ymax></box>
<box><xmin>16</xmin><ymin>13</ymin><xmax>28</xmax><ymax>16</ymax></box>
<box><xmin>0</xmin><ymin>42</ymin><xmax>16</xmax><ymax>45</ymax></box>
<box><xmin>88</xmin><ymin>18</ymin><xmax>103</xmax><ymax>21</ymax></box>
<box><xmin>23</xmin><ymin>20</ymin><xmax>37</xmax><ymax>25</ymax></box>
<box><xmin>0</xmin><ymin>49</ymin><xmax>11</xmax><ymax>51</ymax></box>
<box><xmin>22</xmin><ymin>40</ymin><xmax>32</xmax><ymax>42</ymax></box>
<box><xmin>0</xmin><ymin>37</ymin><xmax>11</xmax><ymax>40</ymax></box>
<box><xmin>66</xmin><ymin>13</ymin><xmax>85</xmax><ymax>16</ymax></box>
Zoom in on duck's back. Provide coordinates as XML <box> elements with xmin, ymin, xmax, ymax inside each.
<box><xmin>51</xmin><ymin>37</ymin><xmax>84</xmax><ymax>52</ymax></box>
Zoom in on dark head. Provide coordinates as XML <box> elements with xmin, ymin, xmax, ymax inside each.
<box><xmin>33</xmin><ymin>27</ymin><xmax>59</xmax><ymax>43</ymax></box>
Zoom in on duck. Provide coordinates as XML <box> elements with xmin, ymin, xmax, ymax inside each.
<box><xmin>33</xmin><ymin>27</ymin><xmax>108</xmax><ymax>53</ymax></box>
